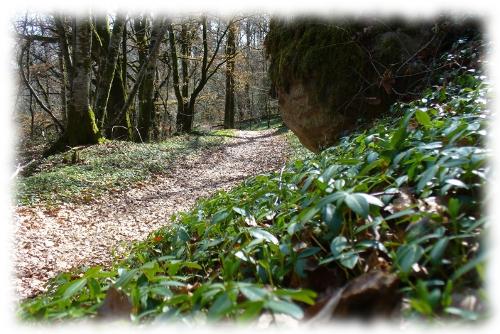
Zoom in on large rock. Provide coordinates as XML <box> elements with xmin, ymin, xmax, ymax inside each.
<box><xmin>306</xmin><ymin>270</ymin><xmax>401</xmax><ymax>321</ymax></box>
<box><xmin>267</xmin><ymin>18</ymin><xmax>477</xmax><ymax>152</ymax></box>
<box><xmin>277</xmin><ymin>81</ymin><xmax>349</xmax><ymax>152</ymax></box>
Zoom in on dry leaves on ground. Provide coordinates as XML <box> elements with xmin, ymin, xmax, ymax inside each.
<box><xmin>13</xmin><ymin>129</ymin><xmax>291</xmax><ymax>298</ymax></box>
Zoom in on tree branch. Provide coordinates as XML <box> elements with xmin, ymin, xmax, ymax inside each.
<box><xmin>18</xmin><ymin>44</ymin><xmax>65</xmax><ymax>133</ymax></box>
<box><xmin>17</xmin><ymin>33</ymin><xmax>59</xmax><ymax>43</ymax></box>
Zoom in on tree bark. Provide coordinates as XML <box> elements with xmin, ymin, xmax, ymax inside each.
<box><xmin>57</xmin><ymin>43</ymin><xmax>68</xmax><ymax>127</ymax></box>
<box><xmin>169</xmin><ymin>22</ymin><xmax>193</xmax><ymax>133</ymax></box>
<box><xmin>224</xmin><ymin>20</ymin><xmax>237</xmax><ymax>129</ymax></box>
<box><xmin>26</xmin><ymin>41</ymin><xmax>35</xmax><ymax>137</ymax></box>
<box><xmin>137</xmin><ymin>17</ymin><xmax>164</xmax><ymax>142</ymax></box>
<box><xmin>244</xmin><ymin>19</ymin><xmax>253</xmax><ymax>123</ymax></box>
<box><xmin>112</xmin><ymin>17</ymin><xmax>166</xmax><ymax>131</ymax></box>
<box><xmin>65</xmin><ymin>16</ymin><xmax>102</xmax><ymax>147</ymax></box>
<box><xmin>106</xmin><ymin>60</ymin><xmax>131</xmax><ymax>139</ymax></box>
<box><xmin>167</xmin><ymin>23</ymin><xmax>186</xmax><ymax>132</ymax></box>
<box><xmin>94</xmin><ymin>14</ymin><xmax>126</xmax><ymax>130</ymax></box>
<box><xmin>101</xmin><ymin>18</ymin><xmax>132</xmax><ymax>140</ymax></box>
<box><xmin>121</xmin><ymin>23</ymin><xmax>128</xmax><ymax>90</ymax></box>
<box><xmin>134</xmin><ymin>15</ymin><xmax>148</xmax><ymax>137</ymax></box>
<box><xmin>54</xmin><ymin>15</ymin><xmax>73</xmax><ymax>94</ymax></box>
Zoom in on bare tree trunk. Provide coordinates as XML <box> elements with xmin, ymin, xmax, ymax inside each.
<box><xmin>180</xmin><ymin>24</ymin><xmax>191</xmax><ymax>130</ymax></box>
<box><xmin>122</xmin><ymin>23</ymin><xmax>128</xmax><ymax>89</ymax></box>
<box><xmin>244</xmin><ymin>19</ymin><xmax>253</xmax><ymax>125</ymax></box>
<box><xmin>94</xmin><ymin>14</ymin><xmax>125</xmax><ymax>130</ymax></box>
<box><xmin>168</xmin><ymin>23</ymin><xmax>183</xmax><ymax>132</ymax></box>
<box><xmin>112</xmin><ymin>18</ymin><xmax>166</xmax><ymax>131</ymax></box>
<box><xmin>170</xmin><ymin>22</ymin><xmax>193</xmax><ymax>133</ymax></box>
<box><xmin>170</xmin><ymin>17</ymin><xmax>231</xmax><ymax>133</ymax></box>
<box><xmin>26</xmin><ymin>41</ymin><xmax>34</xmax><ymax>137</ymax></box>
<box><xmin>65</xmin><ymin>16</ymin><xmax>102</xmax><ymax>147</ymax></box>
<box><xmin>58</xmin><ymin>44</ymin><xmax>68</xmax><ymax>127</ymax></box>
<box><xmin>105</xmin><ymin>20</ymin><xmax>132</xmax><ymax>140</ymax></box>
<box><xmin>54</xmin><ymin>15</ymin><xmax>73</xmax><ymax>93</ymax></box>
<box><xmin>134</xmin><ymin>15</ymin><xmax>148</xmax><ymax>133</ymax></box>
<box><xmin>224</xmin><ymin>20</ymin><xmax>236</xmax><ymax>129</ymax></box>
<box><xmin>137</xmin><ymin>17</ymin><xmax>164</xmax><ymax>142</ymax></box>
<box><xmin>153</xmin><ymin>60</ymin><xmax>170</xmax><ymax>139</ymax></box>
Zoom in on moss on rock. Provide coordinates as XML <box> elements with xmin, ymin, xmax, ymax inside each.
<box><xmin>266</xmin><ymin>19</ymin><xmax>365</xmax><ymax>108</ymax></box>
<box><xmin>265</xmin><ymin>17</ymin><xmax>482</xmax><ymax>152</ymax></box>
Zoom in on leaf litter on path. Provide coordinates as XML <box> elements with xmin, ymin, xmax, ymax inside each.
<box><xmin>13</xmin><ymin>129</ymin><xmax>291</xmax><ymax>298</ymax></box>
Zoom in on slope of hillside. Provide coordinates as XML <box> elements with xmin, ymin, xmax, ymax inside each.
<box><xmin>19</xmin><ymin>36</ymin><xmax>490</xmax><ymax>324</ymax></box>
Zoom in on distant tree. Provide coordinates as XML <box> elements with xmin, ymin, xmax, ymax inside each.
<box><xmin>137</xmin><ymin>17</ymin><xmax>165</xmax><ymax>142</ymax></box>
<box><xmin>93</xmin><ymin>14</ymin><xmax>126</xmax><ymax>137</ymax></box>
<box><xmin>14</xmin><ymin>12</ymin><xmax>273</xmax><ymax>149</ymax></box>
<box><xmin>17</xmin><ymin>17</ymin><xmax>65</xmax><ymax>135</ymax></box>
<box><xmin>64</xmin><ymin>16</ymin><xmax>102</xmax><ymax>147</ymax></box>
<box><xmin>223</xmin><ymin>20</ymin><xmax>237</xmax><ymax>129</ymax></box>
<box><xmin>168</xmin><ymin>17</ymin><xmax>235</xmax><ymax>133</ymax></box>
<box><xmin>110</xmin><ymin>16</ymin><xmax>166</xmax><ymax>142</ymax></box>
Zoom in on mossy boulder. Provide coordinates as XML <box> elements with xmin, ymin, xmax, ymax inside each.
<box><xmin>277</xmin><ymin>80</ymin><xmax>350</xmax><ymax>151</ymax></box>
<box><xmin>265</xmin><ymin>18</ymin><xmax>476</xmax><ymax>152</ymax></box>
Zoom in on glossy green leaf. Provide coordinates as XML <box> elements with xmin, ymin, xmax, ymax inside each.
<box><xmin>266</xmin><ymin>299</ymin><xmax>304</xmax><ymax>319</ymax></box>
<box><xmin>208</xmin><ymin>292</ymin><xmax>233</xmax><ymax>319</ymax></box>
<box><xmin>451</xmin><ymin>252</ymin><xmax>486</xmax><ymax>281</ymax></box>
<box><xmin>237</xmin><ymin>301</ymin><xmax>264</xmax><ymax>321</ymax></box>
<box><xmin>62</xmin><ymin>278</ymin><xmax>87</xmax><ymax>300</ymax></box>
<box><xmin>211</xmin><ymin>210</ymin><xmax>230</xmax><ymax>224</ymax></box>
<box><xmin>417</xmin><ymin>165</ymin><xmax>439</xmax><ymax>192</ymax></box>
<box><xmin>233</xmin><ymin>207</ymin><xmax>247</xmax><ymax>216</ymax></box>
<box><xmin>430</xmin><ymin>237</ymin><xmax>449</xmax><ymax>265</ymax></box>
<box><xmin>416</xmin><ymin>110</ymin><xmax>432</xmax><ymax>127</ymax></box>
<box><xmin>322</xmin><ymin>204</ymin><xmax>343</xmax><ymax>236</ymax></box>
<box><xmin>396</xmin><ymin>244</ymin><xmax>424</xmax><ymax>273</ymax></box>
<box><xmin>344</xmin><ymin>193</ymin><xmax>369</xmax><ymax>218</ymax></box>
<box><xmin>445</xmin><ymin>179</ymin><xmax>469</xmax><ymax>189</ymax></box>
<box><xmin>249</xmin><ymin>228</ymin><xmax>279</xmax><ymax>245</ymax></box>
<box><xmin>298</xmin><ymin>206</ymin><xmax>320</xmax><ymax>224</ymax></box>
<box><xmin>115</xmin><ymin>268</ymin><xmax>138</xmax><ymax>288</ymax></box>
<box><xmin>239</xmin><ymin>285</ymin><xmax>268</xmax><ymax>301</ymax></box>
<box><xmin>318</xmin><ymin>191</ymin><xmax>347</xmax><ymax>207</ymax></box>
<box><xmin>274</xmin><ymin>289</ymin><xmax>317</xmax><ymax>305</ymax></box>
<box><xmin>330</xmin><ymin>236</ymin><xmax>349</xmax><ymax>257</ymax></box>
<box><xmin>360</xmin><ymin>193</ymin><xmax>384</xmax><ymax>207</ymax></box>
<box><xmin>339</xmin><ymin>252</ymin><xmax>359</xmax><ymax>269</ymax></box>
<box><xmin>444</xmin><ymin>307</ymin><xmax>479</xmax><ymax>321</ymax></box>
<box><xmin>385</xmin><ymin>209</ymin><xmax>416</xmax><ymax>220</ymax></box>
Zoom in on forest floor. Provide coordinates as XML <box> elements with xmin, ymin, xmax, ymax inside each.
<box><xmin>13</xmin><ymin>128</ymin><xmax>292</xmax><ymax>299</ymax></box>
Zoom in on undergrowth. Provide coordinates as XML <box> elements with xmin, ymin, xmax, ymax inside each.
<box><xmin>237</xmin><ymin>114</ymin><xmax>314</xmax><ymax>161</ymax></box>
<box><xmin>19</xmin><ymin>39</ymin><xmax>491</xmax><ymax>324</ymax></box>
<box><xmin>16</xmin><ymin>130</ymin><xmax>234</xmax><ymax>206</ymax></box>
<box><xmin>239</xmin><ymin>115</ymin><xmax>283</xmax><ymax>131</ymax></box>
<box><xmin>284</xmin><ymin>131</ymin><xmax>315</xmax><ymax>162</ymax></box>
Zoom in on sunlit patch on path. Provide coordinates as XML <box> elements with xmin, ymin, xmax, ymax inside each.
<box><xmin>13</xmin><ymin>129</ymin><xmax>290</xmax><ymax>298</ymax></box>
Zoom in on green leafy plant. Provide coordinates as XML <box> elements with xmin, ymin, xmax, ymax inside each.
<box><xmin>17</xmin><ymin>130</ymin><xmax>233</xmax><ymax>206</ymax></box>
<box><xmin>19</xmin><ymin>37</ymin><xmax>490</xmax><ymax>324</ymax></box>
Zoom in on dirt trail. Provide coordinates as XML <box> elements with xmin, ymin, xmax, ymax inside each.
<box><xmin>13</xmin><ymin>129</ymin><xmax>290</xmax><ymax>298</ymax></box>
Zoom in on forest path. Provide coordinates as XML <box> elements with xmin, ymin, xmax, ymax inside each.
<box><xmin>13</xmin><ymin>129</ymin><xmax>291</xmax><ymax>298</ymax></box>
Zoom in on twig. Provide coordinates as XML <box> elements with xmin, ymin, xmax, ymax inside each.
<box><xmin>11</xmin><ymin>159</ymin><xmax>36</xmax><ymax>180</ymax></box>
<box><xmin>310</xmin><ymin>234</ymin><xmax>329</xmax><ymax>254</ymax></box>
<box><xmin>274</xmin><ymin>164</ymin><xmax>287</xmax><ymax>206</ymax></box>
<box><xmin>18</xmin><ymin>43</ymin><xmax>65</xmax><ymax>133</ymax></box>
<box><xmin>396</xmin><ymin>35</ymin><xmax>436</xmax><ymax>74</ymax></box>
